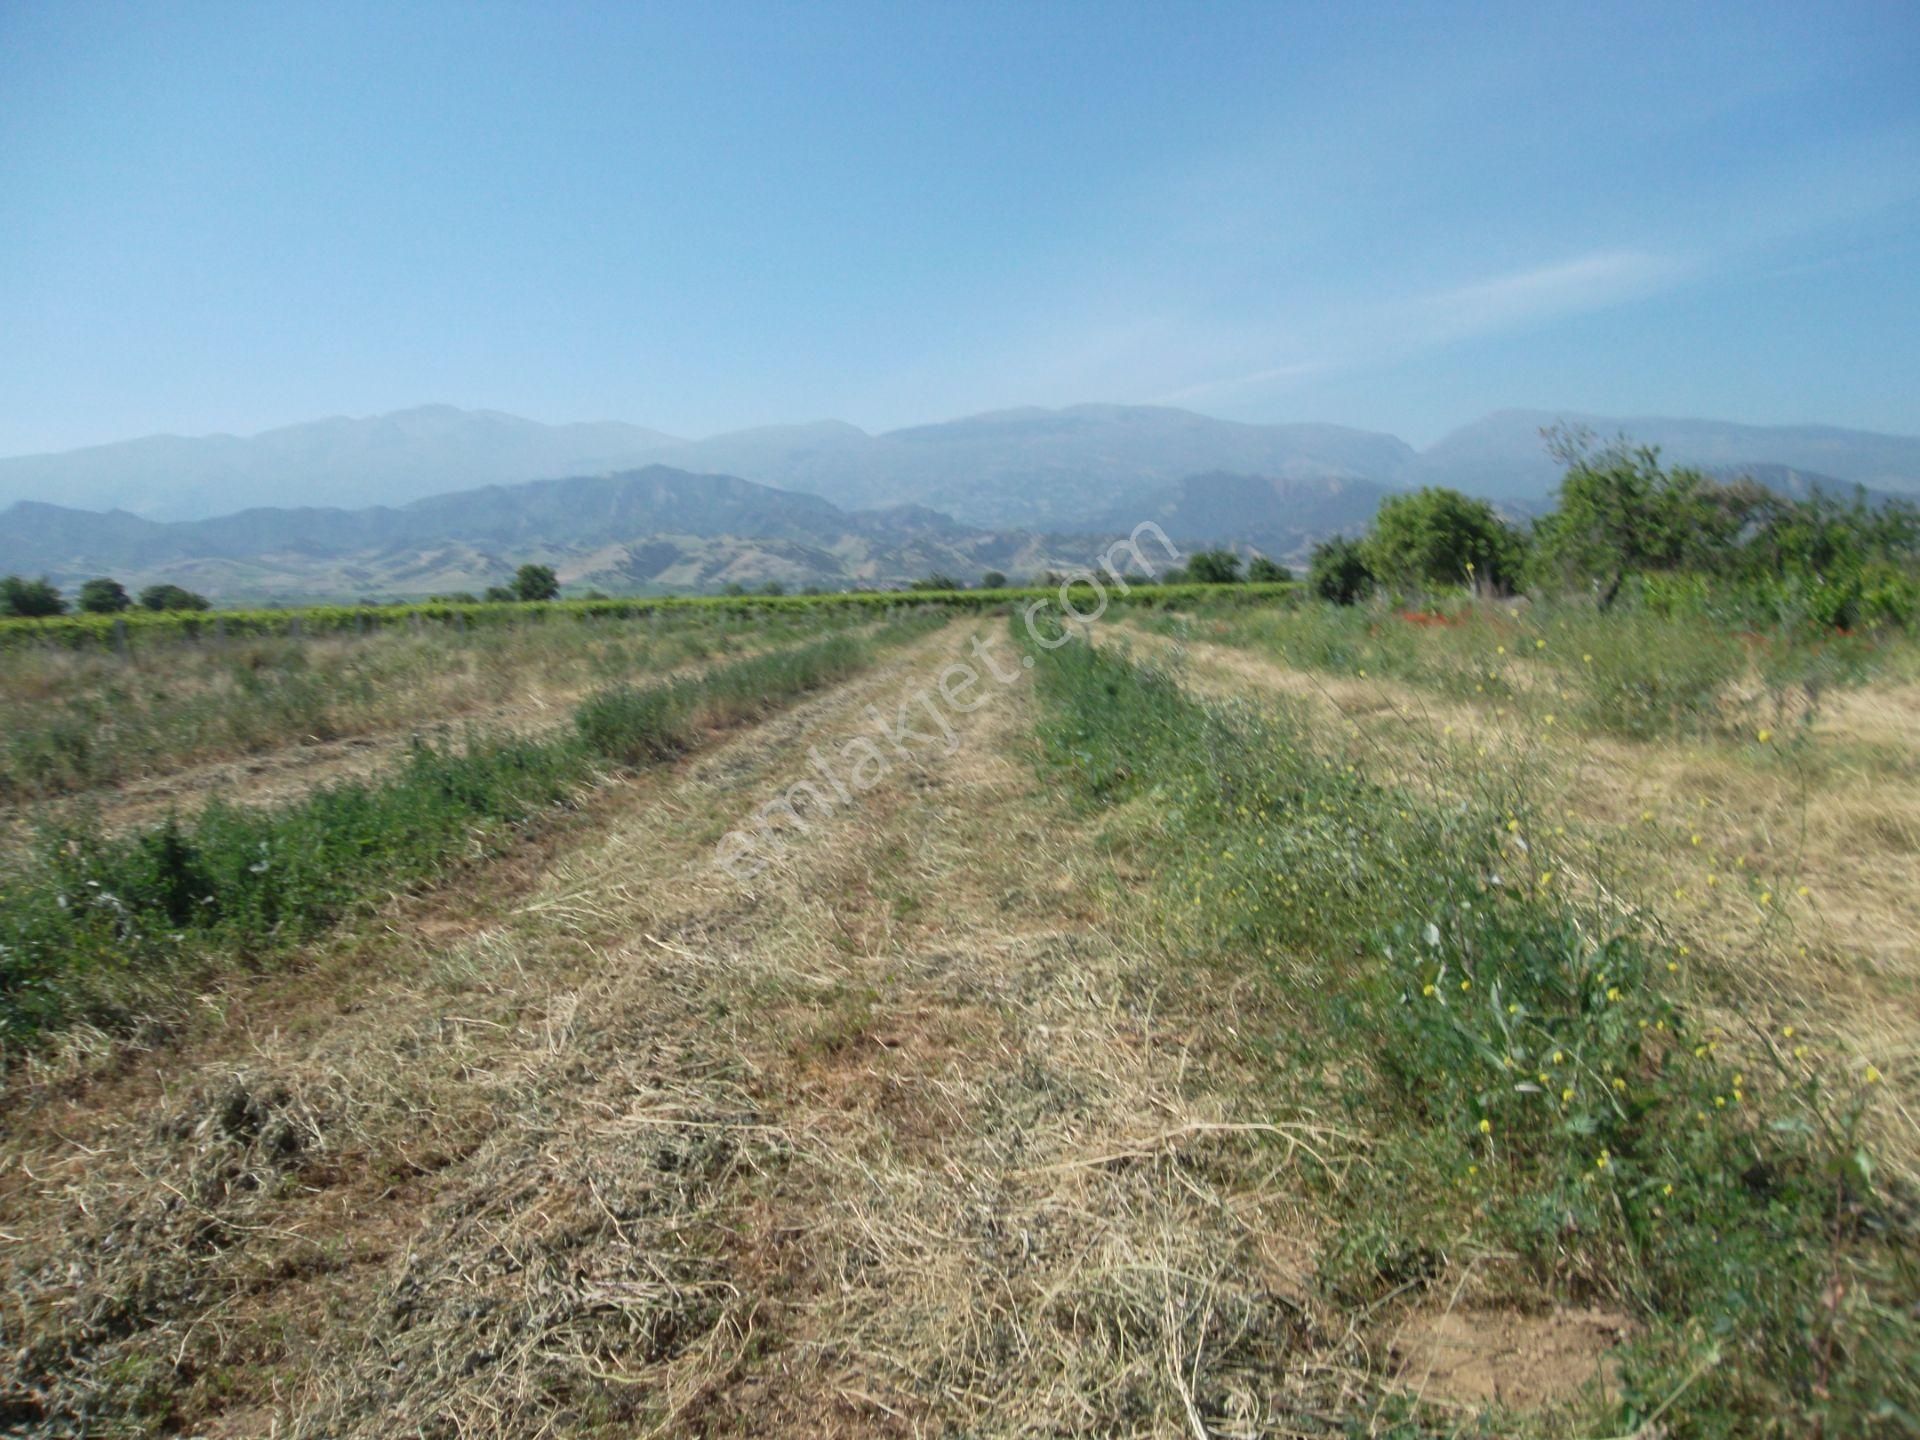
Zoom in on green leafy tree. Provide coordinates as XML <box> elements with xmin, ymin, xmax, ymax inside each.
<box><xmin>483</xmin><ymin>585</ymin><xmax>517</xmax><ymax>602</ymax></box>
<box><xmin>908</xmin><ymin>573</ymin><xmax>963</xmax><ymax>592</ymax></box>
<box><xmin>1530</xmin><ymin>430</ymin><xmax>1726</xmax><ymax>605</ymax></box>
<box><xmin>1246</xmin><ymin>555</ymin><xmax>1292</xmax><ymax>583</ymax></box>
<box><xmin>979</xmin><ymin>570</ymin><xmax>1008</xmax><ymax>590</ymax></box>
<box><xmin>136</xmin><ymin>583</ymin><xmax>209</xmax><ymax>612</ymax></box>
<box><xmin>1185</xmin><ymin>548</ymin><xmax>1243</xmax><ymax>584</ymax></box>
<box><xmin>512</xmin><ymin>563</ymin><xmax>560</xmax><ymax>602</ymax></box>
<box><xmin>1</xmin><ymin>575</ymin><xmax>66</xmax><ymax>617</ymax></box>
<box><xmin>77</xmin><ymin>578</ymin><xmax>132</xmax><ymax>613</ymax></box>
<box><xmin>1307</xmin><ymin>536</ymin><xmax>1374</xmax><ymax>605</ymax></box>
<box><xmin>1366</xmin><ymin>487</ymin><xmax>1525</xmax><ymax>592</ymax></box>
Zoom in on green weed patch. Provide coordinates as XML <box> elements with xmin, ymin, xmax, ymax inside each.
<box><xmin>0</xmin><ymin>616</ymin><xmax>941</xmax><ymax>1042</ymax></box>
<box><xmin>1024</xmin><ymin>629</ymin><xmax>1914</xmax><ymax>1436</ymax></box>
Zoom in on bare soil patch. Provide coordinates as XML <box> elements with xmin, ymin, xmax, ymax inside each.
<box><xmin>1390</xmin><ymin>1305</ymin><xmax>1630</xmax><ymax>1411</ymax></box>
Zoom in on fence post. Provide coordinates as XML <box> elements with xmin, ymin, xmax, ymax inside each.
<box><xmin>112</xmin><ymin>617</ymin><xmax>129</xmax><ymax>658</ymax></box>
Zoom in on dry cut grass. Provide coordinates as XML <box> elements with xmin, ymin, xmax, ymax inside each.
<box><xmin>1112</xmin><ymin>617</ymin><xmax>1920</xmax><ymax>1182</ymax></box>
<box><xmin>0</xmin><ymin>622</ymin><xmax>1408</xmax><ymax>1437</ymax></box>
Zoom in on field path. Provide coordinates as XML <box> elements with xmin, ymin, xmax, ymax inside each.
<box><xmin>0</xmin><ymin>621</ymin><xmax>1334</xmax><ymax>1437</ymax></box>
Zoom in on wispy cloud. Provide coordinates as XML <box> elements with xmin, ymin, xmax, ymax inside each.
<box><xmin>1156</xmin><ymin>360</ymin><xmax>1331</xmax><ymax>406</ymax></box>
<box><xmin>1155</xmin><ymin>249</ymin><xmax>1689</xmax><ymax>408</ymax></box>
<box><xmin>1405</xmin><ymin>250</ymin><xmax>1687</xmax><ymax>342</ymax></box>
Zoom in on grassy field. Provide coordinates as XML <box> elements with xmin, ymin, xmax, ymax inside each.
<box><xmin>0</xmin><ymin>581</ymin><xmax>1294</xmax><ymax>651</ymax></box>
<box><xmin>0</xmin><ymin>597</ymin><xmax>1910</xmax><ymax>1436</ymax></box>
<box><xmin>0</xmin><ymin>604</ymin><xmax>880</xmax><ymax>804</ymax></box>
<box><xmin>1056</xmin><ymin>615</ymin><xmax>1915</xmax><ymax>1434</ymax></box>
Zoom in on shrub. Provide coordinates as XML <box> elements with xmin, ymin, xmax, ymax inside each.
<box><xmin>1367</xmin><ymin>487</ymin><xmax>1526</xmax><ymax>593</ymax></box>
<box><xmin>1185</xmin><ymin>548</ymin><xmax>1243</xmax><ymax>584</ymax></box>
<box><xmin>1</xmin><ymin>575</ymin><xmax>66</xmax><ymax>617</ymax></box>
<box><xmin>137</xmin><ymin>583</ymin><xmax>210</xmax><ymax>612</ymax></box>
<box><xmin>512</xmin><ymin>564</ymin><xmax>560</xmax><ymax>602</ymax></box>
<box><xmin>77</xmin><ymin>578</ymin><xmax>131</xmax><ymax>614</ymax></box>
<box><xmin>1307</xmin><ymin>536</ymin><xmax>1374</xmax><ymax>605</ymax></box>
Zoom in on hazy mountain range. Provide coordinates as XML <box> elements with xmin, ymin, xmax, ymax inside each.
<box><xmin>0</xmin><ymin>468</ymin><xmax>1080</xmax><ymax>602</ymax></box>
<box><xmin>6</xmin><ymin>403</ymin><xmax>1918</xmax><ymax>525</ymax></box>
<box><xmin>1</xmin><ymin>403</ymin><xmax>1915</xmax><ymax>600</ymax></box>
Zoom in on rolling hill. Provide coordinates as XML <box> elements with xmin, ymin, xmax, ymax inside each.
<box><xmin>1102</xmin><ymin>470</ymin><xmax>1393</xmax><ymax>560</ymax></box>
<box><xmin>0</xmin><ymin>467</ymin><xmax>1075</xmax><ymax>602</ymax></box>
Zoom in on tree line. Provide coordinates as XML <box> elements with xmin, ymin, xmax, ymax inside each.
<box><xmin>0</xmin><ymin>563</ymin><xmax>570</xmax><ymax>618</ymax></box>
<box><xmin>0</xmin><ymin>576</ymin><xmax>210</xmax><ymax>617</ymax></box>
<box><xmin>1304</xmin><ymin>427</ymin><xmax>1920</xmax><ymax>626</ymax></box>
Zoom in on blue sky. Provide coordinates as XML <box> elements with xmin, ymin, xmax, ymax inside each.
<box><xmin>2</xmin><ymin>0</ymin><xmax>1916</xmax><ymax>455</ymax></box>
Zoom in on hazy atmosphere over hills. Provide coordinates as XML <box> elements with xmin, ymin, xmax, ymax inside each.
<box><xmin>4</xmin><ymin>402</ymin><xmax>1917</xmax><ymax>600</ymax></box>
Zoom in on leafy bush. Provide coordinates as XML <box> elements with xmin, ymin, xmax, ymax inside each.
<box><xmin>1367</xmin><ymin>488</ymin><xmax>1526</xmax><ymax>593</ymax></box>
<box><xmin>1184</xmin><ymin>548</ymin><xmax>1243</xmax><ymax>584</ymax></box>
<box><xmin>76</xmin><ymin>578</ymin><xmax>131</xmax><ymax>614</ymax></box>
<box><xmin>138</xmin><ymin>583</ymin><xmax>209</xmax><ymax>612</ymax></box>
<box><xmin>1</xmin><ymin>576</ymin><xmax>65</xmax><ymax>617</ymax></box>
<box><xmin>512</xmin><ymin>563</ymin><xmax>560</xmax><ymax>602</ymax></box>
<box><xmin>1307</xmin><ymin>535</ymin><xmax>1375</xmax><ymax>605</ymax></box>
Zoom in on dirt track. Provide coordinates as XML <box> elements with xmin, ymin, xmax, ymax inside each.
<box><xmin>0</xmin><ymin>623</ymin><xmax>1354</xmax><ymax>1435</ymax></box>
<box><xmin>0</xmin><ymin>621</ymin><xmax>1646</xmax><ymax>1434</ymax></box>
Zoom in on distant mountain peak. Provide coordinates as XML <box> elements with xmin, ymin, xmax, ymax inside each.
<box><xmin>3</xmin><ymin>401</ymin><xmax>1916</xmax><ymax>534</ymax></box>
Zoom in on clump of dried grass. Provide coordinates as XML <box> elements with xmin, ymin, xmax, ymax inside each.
<box><xmin>0</xmin><ymin>623</ymin><xmax>1438</xmax><ymax>1437</ymax></box>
